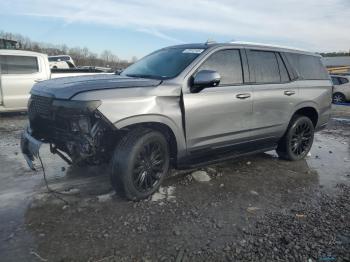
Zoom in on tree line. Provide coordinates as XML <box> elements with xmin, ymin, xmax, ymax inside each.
<box><xmin>0</xmin><ymin>30</ymin><xmax>135</xmax><ymax>69</ymax></box>
<box><xmin>320</xmin><ymin>51</ymin><xmax>350</xmax><ymax>57</ymax></box>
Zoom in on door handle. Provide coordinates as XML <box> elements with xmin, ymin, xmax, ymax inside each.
<box><xmin>236</xmin><ymin>93</ymin><xmax>251</xmax><ymax>99</ymax></box>
<box><xmin>284</xmin><ymin>90</ymin><xmax>296</xmax><ymax>96</ymax></box>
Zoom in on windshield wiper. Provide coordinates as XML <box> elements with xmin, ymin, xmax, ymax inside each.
<box><xmin>125</xmin><ymin>74</ymin><xmax>163</xmax><ymax>80</ymax></box>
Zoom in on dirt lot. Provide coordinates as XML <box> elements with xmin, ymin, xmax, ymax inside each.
<box><xmin>0</xmin><ymin>105</ymin><xmax>349</xmax><ymax>262</ymax></box>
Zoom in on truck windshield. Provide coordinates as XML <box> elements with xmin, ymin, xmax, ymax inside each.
<box><xmin>121</xmin><ymin>48</ymin><xmax>204</xmax><ymax>79</ymax></box>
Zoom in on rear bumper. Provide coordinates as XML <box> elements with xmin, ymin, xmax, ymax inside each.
<box><xmin>20</xmin><ymin>126</ymin><xmax>42</xmax><ymax>170</ymax></box>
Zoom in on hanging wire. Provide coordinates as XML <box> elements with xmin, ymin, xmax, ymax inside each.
<box><xmin>37</xmin><ymin>153</ymin><xmax>69</xmax><ymax>205</ymax></box>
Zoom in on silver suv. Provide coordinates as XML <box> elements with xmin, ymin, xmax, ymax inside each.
<box><xmin>21</xmin><ymin>42</ymin><xmax>332</xmax><ymax>200</ymax></box>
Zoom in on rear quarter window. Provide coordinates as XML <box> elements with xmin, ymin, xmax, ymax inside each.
<box><xmin>285</xmin><ymin>53</ymin><xmax>329</xmax><ymax>80</ymax></box>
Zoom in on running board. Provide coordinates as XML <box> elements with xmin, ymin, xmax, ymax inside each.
<box><xmin>177</xmin><ymin>146</ymin><xmax>277</xmax><ymax>169</ymax></box>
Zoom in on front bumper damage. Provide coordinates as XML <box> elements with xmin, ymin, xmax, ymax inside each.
<box><xmin>21</xmin><ymin>95</ymin><xmax>117</xmax><ymax>169</ymax></box>
<box><xmin>21</xmin><ymin>126</ymin><xmax>42</xmax><ymax>170</ymax></box>
<box><xmin>21</xmin><ymin>126</ymin><xmax>74</xmax><ymax>170</ymax></box>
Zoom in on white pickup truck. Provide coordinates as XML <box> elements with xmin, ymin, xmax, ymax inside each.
<box><xmin>0</xmin><ymin>50</ymin><xmax>107</xmax><ymax>112</ymax></box>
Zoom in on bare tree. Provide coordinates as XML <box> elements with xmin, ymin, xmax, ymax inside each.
<box><xmin>0</xmin><ymin>30</ymin><xmax>131</xmax><ymax>70</ymax></box>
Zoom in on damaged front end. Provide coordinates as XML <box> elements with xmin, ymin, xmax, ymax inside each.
<box><xmin>21</xmin><ymin>95</ymin><xmax>117</xmax><ymax>169</ymax></box>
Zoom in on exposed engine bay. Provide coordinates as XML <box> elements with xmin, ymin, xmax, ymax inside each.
<box><xmin>27</xmin><ymin>95</ymin><xmax>117</xmax><ymax>165</ymax></box>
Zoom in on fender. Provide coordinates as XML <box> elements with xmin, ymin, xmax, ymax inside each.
<box><xmin>114</xmin><ymin>114</ymin><xmax>187</xmax><ymax>158</ymax></box>
<box><xmin>293</xmin><ymin>100</ymin><xmax>320</xmax><ymax>114</ymax></box>
<box><xmin>294</xmin><ymin>99</ymin><xmax>331</xmax><ymax>119</ymax></box>
<box><xmin>291</xmin><ymin>100</ymin><xmax>331</xmax><ymax>130</ymax></box>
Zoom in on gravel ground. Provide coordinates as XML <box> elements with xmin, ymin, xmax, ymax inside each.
<box><xmin>0</xmin><ymin>105</ymin><xmax>349</xmax><ymax>261</ymax></box>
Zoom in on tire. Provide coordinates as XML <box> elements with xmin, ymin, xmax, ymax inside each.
<box><xmin>333</xmin><ymin>93</ymin><xmax>346</xmax><ymax>103</ymax></box>
<box><xmin>111</xmin><ymin>128</ymin><xmax>170</xmax><ymax>200</ymax></box>
<box><xmin>276</xmin><ymin>115</ymin><xmax>314</xmax><ymax>161</ymax></box>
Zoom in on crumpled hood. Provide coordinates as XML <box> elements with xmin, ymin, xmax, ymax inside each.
<box><xmin>31</xmin><ymin>74</ymin><xmax>162</xmax><ymax>99</ymax></box>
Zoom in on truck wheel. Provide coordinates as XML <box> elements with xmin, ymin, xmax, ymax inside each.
<box><xmin>332</xmin><ymin>93</ymin><xmax>346</xmax><ymax>103</ymax></box>
<box><xmin>111</xmin><ymin>128</ymin><xmax>170</xmax><ymax>200</ymax></box>
<box><xmin>276</xmin><ymin>115</ymin><xmax>314</xmax><ymax>161</ymax></box>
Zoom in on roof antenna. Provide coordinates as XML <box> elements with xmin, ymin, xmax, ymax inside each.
<box><xmin>205</xmin><ymin>38</ymin><xmax>216</xmax><ymax>45</ymax></box>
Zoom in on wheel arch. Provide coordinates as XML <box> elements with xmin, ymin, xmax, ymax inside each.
<box><xmin>292</xmin><ymin>106</ymin><xmax>319</xmax><ymax>127</ymax></box>
<box><xmin>114</xmin><ymin>115</ymin><xmax>187</xmax><ymax>163</ymax></box>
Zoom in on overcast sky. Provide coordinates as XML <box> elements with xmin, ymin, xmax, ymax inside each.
<box><xmin>0</xmin><ymin>0</ymin><xmax>349</xmax><ymax>59</ymax></box>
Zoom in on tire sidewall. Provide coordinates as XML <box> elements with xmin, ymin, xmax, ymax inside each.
<box><xmin>114</xmin><ymin>131</ymin><xmax>170</xmax><ymax>200</ymax></box>
<box><xmin>285</xmin><ymin>116</ymin><xmax>314</xmax><ymax>161</ymax></box>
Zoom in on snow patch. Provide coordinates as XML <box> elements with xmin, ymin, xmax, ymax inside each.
<box><xmin>151</xmin><ymin>186</ymin><xmax>176</xmax><ymax>202</ymax></box>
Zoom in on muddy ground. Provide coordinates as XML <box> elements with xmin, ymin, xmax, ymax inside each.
<box><xmin>0</xmin><ymin>105</ymin><xmax>349</xmax><ymax>262</ymax></box>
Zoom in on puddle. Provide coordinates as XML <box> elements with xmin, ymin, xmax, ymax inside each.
<box><xmin>0</xmin><ymin>113</ymin><xmax>349</xmax><ymax>260</ymax></box>
<box><xmin>332</xmin><ymin>117</ymin><xmax>350</xmax><ymax>123</ymax></box>
<box><xmin>307</xmin><ymin>133</ymin><xmax>350</xmax><ymax>190</ymax></box>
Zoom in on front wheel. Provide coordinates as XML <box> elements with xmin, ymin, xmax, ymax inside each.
<box><xmin>111</xmin><ymin>128</ymin><xmax>170</xmax><ymax>200</ymax></box>
<box><xmin>276</xmin><ymin>115</ymin><xmax>314</xmax><ymax>161</ymax></box>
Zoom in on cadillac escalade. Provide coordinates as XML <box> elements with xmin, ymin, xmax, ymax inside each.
<box><xmin>21</xmin><ymin>42</ymin><xmax>332</xmax><ymax>200</ymax></box>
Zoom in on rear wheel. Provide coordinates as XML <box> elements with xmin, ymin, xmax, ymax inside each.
<box><xmin>333</xmin><ymin>93</ymin><xmax>346</xmax><ymax>103</ymax></box>
<box><xmin>277</xmin><ymin>115</ymin><xmax>314</xmax><ymax>161</ymax></box>
<box><xmin>111</xmin><ymin>128</ymin><xmax>170</xmax><ymax>200</ymax></box>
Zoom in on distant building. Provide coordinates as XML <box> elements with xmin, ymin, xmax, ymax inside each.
<box><xmin>0</xmin><ymin>39</ymin><xmax>18</xmax><ymax>49</ymax></box>
<box><xmin>322</xmin><ymin>56</ymin><xmax>350</xmax><ymax>74</ymax></box>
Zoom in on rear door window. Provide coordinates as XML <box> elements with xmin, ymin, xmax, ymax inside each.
<box><xmin>0</xmin><ymin>55</ymin><xmax>39</xmax><ymax>74</ymax></box>
<box><xmin>247</xmin><ymin>50</ymin><xmax>281</xmax><ymax>83</ymax></box>
<box><xmin>198</xmin><ymin>49</ymin><xmax>243</xmax><ymax>85</ymax></box>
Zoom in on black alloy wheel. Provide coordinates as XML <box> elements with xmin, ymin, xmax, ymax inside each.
<box><xmin>111</xmin><ymin>128</ymin><xmax>170</xmax><ymax>200</ymax></box>
<box><xmin>277</xmin><ymin>115</ymin><xmax>315</xmax><ymax>161</ymax></box>
<box><xmin>290</xmin><ymin>120</ymin><xmax>313</xmax><ymax>157</ymax></box>
<box><xmin>132</xmin><ymin>141</ymin><xmax>166</xmax><ymax>192</ymax></box>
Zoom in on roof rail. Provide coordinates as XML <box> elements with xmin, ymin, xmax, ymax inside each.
<box><xmin>229</xmin><ymin>41</ymin><xmax>307</xmax><ymax>52</ymax></box>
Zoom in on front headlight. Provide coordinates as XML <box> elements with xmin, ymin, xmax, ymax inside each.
<box><xmin>70</xmin><ymin>117</ymin><xmax>91</xmax><ymax>133</ymax></box>
<box><xmin>52</xmin><ymin>100</ymin><xmax>100</xmax><ymax>133</ymax></box>
<box><xmin>52</xmin><ymin>100</ymin><xmax>101</xmax><ymax>113</ymax></box>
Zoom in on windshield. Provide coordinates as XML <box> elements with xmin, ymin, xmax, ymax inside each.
<box><xmin>121</xmin><ymin>48</ymin><xmax>205</xmax><ymax>79</ymax></box>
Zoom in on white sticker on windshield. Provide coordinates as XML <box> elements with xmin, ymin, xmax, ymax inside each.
<box><xmin>183</xmin><ymin>49</ymin><xmax>204</xmax><ymax>54</ymax></box>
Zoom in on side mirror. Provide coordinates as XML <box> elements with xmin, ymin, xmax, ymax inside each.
<box><xmin>190</xmin><ymin>70</ymin><xmax>221</xmax><ymax>93</ymax></box>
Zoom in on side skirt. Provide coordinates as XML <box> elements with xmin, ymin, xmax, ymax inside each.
<box><xmin>176</xmin><ymin>143</ymin><xmax>277</xmax><ymax>169</ymax></box>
